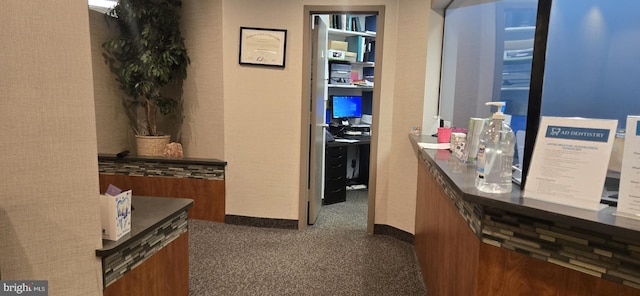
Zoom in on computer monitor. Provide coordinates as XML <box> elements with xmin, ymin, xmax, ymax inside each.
<box><xmin>331</xmin><ymin>95</ymin><xmax>362</xmax><ymax>119</ymax></box>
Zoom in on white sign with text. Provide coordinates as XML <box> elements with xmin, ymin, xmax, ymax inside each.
<box><xmin>524</xmin><ymin>117</ymin><xmax>617</xmax><ymax>210</ymax></box>
<box><xmin>616</xmin><ymin>116</ymin><xmax>640</xmax><ymax>218</ymax></box>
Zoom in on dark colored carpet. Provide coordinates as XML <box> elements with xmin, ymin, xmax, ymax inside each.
<box><xmin>188</xmin><ymin>189</ymin><xmax>427</xmax><ymax>295</ymax></box>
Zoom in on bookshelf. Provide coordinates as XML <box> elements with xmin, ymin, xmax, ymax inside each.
<box><xmin>328</xmin><ymin>84</ymin><xmax>373</xmax><ymax>89</ymax></box>
<box><xmin>327</xmin><ymin>14</ymin><xmax>376</xmax><ymax>90</ymax></box>
<box><xmin>328</xmin><ymin>28</ymin><xmax>376</xmax><ymax>38</ymax></box>
<box><xmin>317</xmin><ymin>14</ymin><xmax>377</xmax><ymax>204</ymax></box>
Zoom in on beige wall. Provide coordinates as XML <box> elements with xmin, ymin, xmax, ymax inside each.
<box><xmin>220</xmin><ymin>0</ymin><xmax>304</xmax><ymax>219</ymax></box>
<box><xmin>379</xmin><ymin>0</ymin><xmax>432</xmax><ymax>233</ymax></box>
<box><xmin>90</xmin><ymin>10</ymin><xmax>133</xmax><ymax>154</ymax></box>
<box><xmin>1</xmin><ymin>1</ymin><xmax>103</xmax><ymax>295</ymax></box>
<box><xmin>93</xmin><ymin>0</ymin><xmax>441</xmax><ymax>234</ymax></box>
<box><xmin>217</xmin><ymin>0</ymin><xmax>436</xmax><ymax>232</ymax></box>
<box><xmin>181</xmin><ymin>0</ymin><xmax>225</xmax><ymax>159</ymax></box>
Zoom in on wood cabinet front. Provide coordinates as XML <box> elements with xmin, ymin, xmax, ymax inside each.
<box><xmin>99</xmin><ymin>174</ymin><xmax>225</xmax><ymax>222</ymax></box>
<box><xmin>415</xmin><ymin>160</ymin><xmax>640</xmax><ymax>296</ymax></box>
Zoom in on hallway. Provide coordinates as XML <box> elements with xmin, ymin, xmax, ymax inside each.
<box><xmin>188</xmin><ymin>189</ymin><xmax>427</xmax><ymax>295</ymax></box>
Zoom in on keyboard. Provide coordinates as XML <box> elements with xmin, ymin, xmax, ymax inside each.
<box><xmin>341</xmin><ymin>135</ymin><xmax>370</xmax><ymax>141</ymax></box>
<box><xmin>344</xmin><ymin>130</ymin><xmax>362</xmax><ymax>136</ymax></box>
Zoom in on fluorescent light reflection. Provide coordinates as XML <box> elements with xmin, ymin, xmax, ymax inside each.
<box><xmin>88</xmin><ymin>0</ymin><xmax>117</xmax><ymax>13</ymax></box>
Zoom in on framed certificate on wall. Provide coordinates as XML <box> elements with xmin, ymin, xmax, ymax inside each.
<box><xmin>239</xmin><ymin>27</ymin><xmax>287</xmax><ymax>68</ymax></box>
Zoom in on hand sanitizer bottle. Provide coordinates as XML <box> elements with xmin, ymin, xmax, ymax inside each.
<box><xmin>475</xmin><ymin>102</ymin><xmax>515</xmax><ymax>193</ymax></box>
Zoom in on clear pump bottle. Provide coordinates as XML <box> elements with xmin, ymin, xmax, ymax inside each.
<box><xmin>475</xmin><ymin>102</ymin><xmax>515</xmax><ymax>194</ymax></box>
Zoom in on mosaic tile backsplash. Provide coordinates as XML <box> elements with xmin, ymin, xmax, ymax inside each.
<box><xmin>423</xmin><ymin>155</ymin><xmax>640</xmax><ymax>289</ymax></box>
<box><xmin>99</xmin><ymin>160</ymin><xmax>225</xmax><ymax>180</ymax></box>
<box><xmin>102</xmin><ymin>211</ymin><xmax>188</xmax><ymax>287</ymax></box>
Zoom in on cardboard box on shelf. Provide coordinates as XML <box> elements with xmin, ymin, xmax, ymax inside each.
<box><xmin>329</xmin><ymin>40</ymin><xmax>348</xmax><ymax>51</ymax></box>
<box><xmin>345</xmin><ymin>52</ymin><xmax>357</xmax><ymax>63</ymax></box>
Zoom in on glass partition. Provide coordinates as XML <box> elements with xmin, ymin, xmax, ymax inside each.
<box><xmin>440</xmin><ymin>0</ymin><xmax>539</xmax><ymax>168</ymax></box>
<box><xmin>440</xmin><ymin>0</ymin><xmax>640</xmax><ymax>195</ymax></box>
<box><xmin>541</xmin><ymin>0</ymin><xmax>640</xmax><ymax>199</ymax></box>
<box><xmin>543</xmin><ymin>0</ymin><xmax>640</xmax><ymax>131</ymax></box>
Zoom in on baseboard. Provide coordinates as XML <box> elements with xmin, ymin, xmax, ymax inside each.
<box><xmin>225</xmin><ymin>215</ymin><xmax>298</xmax><ymax>230</ymax></box>
<box><xmin>374</xmin><ymin>224</ymin><xmax>415</xmax><ymax>244</ymax></box>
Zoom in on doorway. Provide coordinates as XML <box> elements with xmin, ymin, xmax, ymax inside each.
<box><xmin>299</xmin><ymin>5</ymin><xmax>385</xmax><ymax>233</ymax></box>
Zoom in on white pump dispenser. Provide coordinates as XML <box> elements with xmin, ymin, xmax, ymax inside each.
<box><xmin>486</xmin><ymin>101</ymin><xmax>506</xmax><ymax>120</ymax></box>
<box><xmin>475</xmin><ymin>101</ymin><xmax>515</xmax><ymax>193</ymax></box>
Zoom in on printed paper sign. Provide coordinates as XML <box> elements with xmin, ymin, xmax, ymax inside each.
<box><xmin>616</xmin><ymin>116</ymin><xmax>640</xmax><ymax>218</ymax></box>
<box><xmin>524</xmin><ymin>117</ymin><xmax>617</xmax><ymax>210</ymax></box>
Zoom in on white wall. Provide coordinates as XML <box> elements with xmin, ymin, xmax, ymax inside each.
<box><xmin>1</xmin><ymin>1</ymin><xmax>104</xmax><ymax>295</ymax></box>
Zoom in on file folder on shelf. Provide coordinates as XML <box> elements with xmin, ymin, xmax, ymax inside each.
<box><xmin>365</xmin><ymin>15</ymin><xmax>377</xmax><ymax>32</ymax></box>
<box><xmin>346</xmin><ymin>35</ymin><xmax>365</xmax><ymax>62</ymax></box>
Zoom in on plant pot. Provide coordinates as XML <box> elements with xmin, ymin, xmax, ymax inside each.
<box><xmin>135</xmin><ymin>135</ymin><xmax>171</xmax><ymax>157</ymax></box>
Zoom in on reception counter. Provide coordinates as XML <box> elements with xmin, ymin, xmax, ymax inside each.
<box><xmin>410</xmin><ymin>134</ymin><xmax>640</xmax><ymax>295</ymax></box>
<box><xmin>97</xmin><ymin>195</ymin><xmax>193</xmax><ymax>296</ymax></box>
<box><xmin>98</xmin><ymin>154</ymin><xmax>226</xmax><ymax>222</ymax></box>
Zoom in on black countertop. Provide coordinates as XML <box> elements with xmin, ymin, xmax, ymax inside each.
<box><xmin>98</xmin><ymin>153</ymin><xmax>227</xmax><ymax>167</ymax></box>
<box><xmin>410</xmin><ymin>134</ymin><xmax>640</xmax><ymax>240</ymax></box>
<box><xmin>96</xmin><ymin>196</ymin><xmax>193</xmax><ymax>257</ymax></box>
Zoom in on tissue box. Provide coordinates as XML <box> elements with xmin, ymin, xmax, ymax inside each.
<box><xmin>101</xmin><ymin>190</ymin><xmax>132</xmax><ymax>241</ymax></box>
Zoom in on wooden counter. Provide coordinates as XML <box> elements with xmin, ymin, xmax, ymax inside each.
<box><xmin>98</xmin><ymin>154</ymin><xmax>226</xmax><ymax>222</ymax></box>
<box><xmin>97</xmin><ymin>196</ymin><xmax>193</xmax><ymax>296</ymax></box>
<box><xmin>411</xmin><ymin>134</ymin><xmax>640</xmax><ymax>296</ymax></box>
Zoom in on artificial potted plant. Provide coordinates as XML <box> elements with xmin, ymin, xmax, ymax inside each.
<box><xmin>102</xmin><ymin>0</ymin><xmax>190</xmax><ymax>156</ymax></box>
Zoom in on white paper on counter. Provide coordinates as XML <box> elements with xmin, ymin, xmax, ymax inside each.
<box><xmin>616</xmin><ymin>116</ymin><xmax>640</xmax><ymax>217</ymax></box>
<box><xmin>523</xmin><ymin>117</ymin><xmax>617</xmax><ymax>211</ymax></box>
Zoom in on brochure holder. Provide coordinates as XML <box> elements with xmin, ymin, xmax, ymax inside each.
<box><xmin>101</xmin><ymin>190</ymin><xmax>132</xmax><ymax>241</ymax></box>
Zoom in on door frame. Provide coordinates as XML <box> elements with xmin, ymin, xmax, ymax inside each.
<box><xmin>299</xmin><ymin>5</ymin><xmax>385</xmax><ymax>233</ymax></box>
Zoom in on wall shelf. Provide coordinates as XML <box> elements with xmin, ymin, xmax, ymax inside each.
<box><xmin>328</xmin><ymin>84</ymin><xmax>373</xmax><ymax>89</ymax></box>
<box><xmin>328</xmin><ymin>28</ymin><xmax>376</xmax><ymax>38</ymax></box>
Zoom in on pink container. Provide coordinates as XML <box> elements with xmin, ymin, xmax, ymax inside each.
<box><xmin>437</xmin><ymin>127</ymin><xmax>452</xmax><ymax>143</ymax></box>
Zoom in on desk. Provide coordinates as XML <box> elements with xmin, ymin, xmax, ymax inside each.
<box><xmin>410</xmin><ymin>134</ymin><xmax>640</xmax><ymax>295</ymax></box>
<box><xmin>324</xmin><ymin>137</ymin><xmax>370</xmax><ymax>205</ymax></box>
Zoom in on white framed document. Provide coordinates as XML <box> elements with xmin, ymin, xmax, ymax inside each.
<box><xmin>523</xmin><ymin>117</ymin><xmax>617</xmax><ymax>211</ymax></box>
<box><xmin>616</xmin><ymin>116</ymin><xmax>640</xmax><ymax>218</ymax></box>
<box><xmin>239</xmin><ymin>27</ymin><xmax>287</xmax><ymax>68</ymax></box>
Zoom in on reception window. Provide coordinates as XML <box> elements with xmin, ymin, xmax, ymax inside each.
<box><xmin>542</xmin><ymin>0</ymin><xmax>640</xmax><ymax>132</ymax></box>
<box><xmin>439</xmin><ymin>0</ymin><xmax>640</xmax><ymax>187</ymax></box>
<box><xmin>439</xmin><ymin>0</ymin><xmax>539</xmax><ymax>168</ymax></box>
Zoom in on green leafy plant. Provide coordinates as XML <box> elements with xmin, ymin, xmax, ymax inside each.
<box><xmin>102</xmin><ymin>0</ymin><xmax>190</xmax><ymax>136</ymax></box>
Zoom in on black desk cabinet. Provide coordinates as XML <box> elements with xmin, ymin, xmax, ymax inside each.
<box><xmin>324</xmin><ymin>145</ymin><xmax>347</xmax><ymax>205</ymax></box>
<box><xmin>324</xmin><ymin>139</ymin><xmax>370</xmax><ymax>205</ymax></box>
